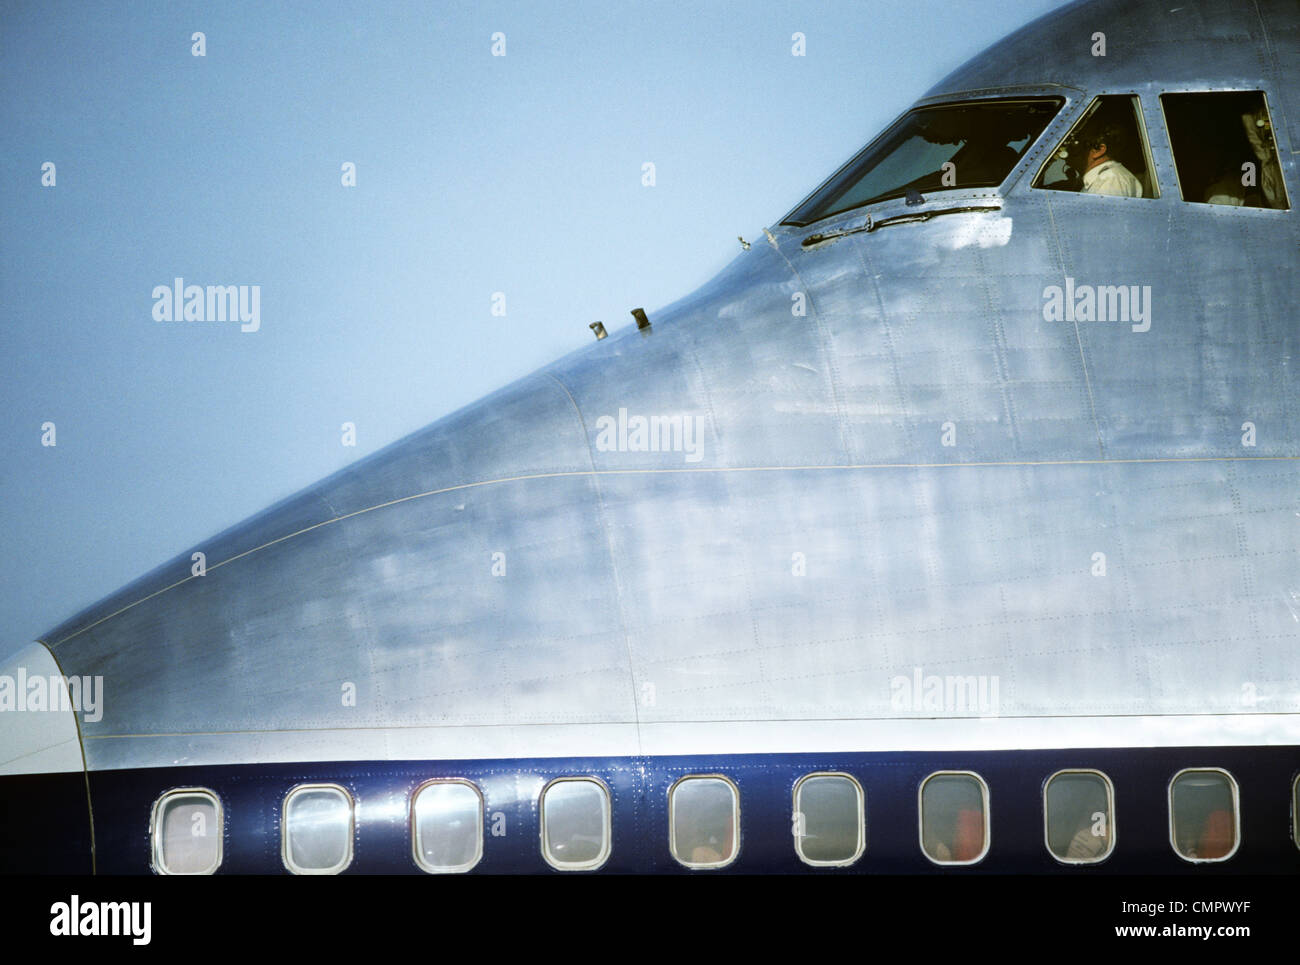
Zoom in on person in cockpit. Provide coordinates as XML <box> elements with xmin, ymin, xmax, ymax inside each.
<box><xmin>1242</xmin><ymin>107</ymin><xmax>1284</xmax><ymax>208</ymax></box>
<box><xmin>1076</xmin><ymin>119</ymin><xmax>1143</xmax><ymax>197</ymax></box>
<box><xmin>1203</xmin><ymin>149</ymin><xmax>1247</xmax><ymax>207</ymax></box>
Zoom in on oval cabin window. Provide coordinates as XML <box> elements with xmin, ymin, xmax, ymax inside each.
<box><xmin>151</xmin><ymin>788</ymin><xmax>223</xmax><ymax>875</ymax></box>
<box><xmin>919</xmin><ymin>772</ymin><xmax>989</xmax><ymax>865</ymax></box>
<box><xmin>282</xmin><ymin>784</ymin><xmax>354</xmax><ymax>875</ymax></box>
<box><xmin>669</xmin><ymin>776</ymin><xmax>740</xmax><ymax>869</ymax></box>
<box><xmin>412</xmin><ymin>779</ymin><xmax>484</xmax><ymax>874</ymax></box>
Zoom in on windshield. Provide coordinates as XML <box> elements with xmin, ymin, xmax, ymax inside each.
<box><xmin>782</xmin><ymin>98</ymin><xmax>1064</xmax><ymax>226</ymax></box>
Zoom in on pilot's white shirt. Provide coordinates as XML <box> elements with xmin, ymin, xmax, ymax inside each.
<box><xmin>1081</xmin><ymin>159</ymin><xmax>1143</xmax><ymax>197</ymax></box>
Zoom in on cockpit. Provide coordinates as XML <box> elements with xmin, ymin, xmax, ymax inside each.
<box><xmin>782</xmin><ymin>87</ymin><xmax>1289</xmax><ymax>229</ymax></box>
<box><xmin>1035</xmin><ymin>95</ymin><xmax>1154</xmax><ymax>198</ymax></box>
<box><xmin>1161</xmin><ymin>90</ymin><xmax>1287</xmax><ymax>209</ymax></box>
<box><xmin>781</xmin><ymin>98</ymin><xmax>1063</xmax><ymax>227</ymax></box>
<box><xmin>1035</xmin><ymin>90</ymin><xmax>1288</xmax><ymax>208</ymax></box>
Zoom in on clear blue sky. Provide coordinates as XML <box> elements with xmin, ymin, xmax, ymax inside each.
<box><xmin>0</xmin><ymin>0</ymin><xmax>1068</xmax><ymax>646</ymax></box>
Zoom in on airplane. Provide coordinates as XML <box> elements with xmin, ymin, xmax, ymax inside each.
<box><xmin>2</xmin><ymin>0</ymin><xmax>1297</xmax><ymax>875</ymax></box>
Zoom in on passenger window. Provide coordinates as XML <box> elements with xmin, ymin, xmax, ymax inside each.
<box><xmin>412</xmin><ymin>779</ymin><xmax>483</xmax><ymax>874</ymax></box>
<box><xmin>793</xmin><ymin>773</ymin><xmax>865</xmax><ymax>866</ymax></box>
<box><xmin>282</xmin><ymin>784</ymin><xmax>354</xmax><ymax>875</ymax></box>
<box><xmin>1293</xmin><ymin>775</ymin><xmax>1300</xmax><ymax>851</ymax></box>
<box><xmin>540</xmin><ymin>778</ymin><xmax>611</xmax><ymax>871</ymax></box>
<box><xmin>151</xmin><ymin>788</ymin><xmax>223</xmax><ymax>875</ymax></box>
<box><xmin>1044</xmin><ymin>770</ymin><xmax>1114</xmax><ymax>864</ymax></box>
<box><xmin>1160</xmin><ymin>91</ymin><xmax>1289</xmax><ymax>209</ymax></box>
<box><xmin>669</xmin><ymin>775</ymin><xmax>740</xmax><ymax>869</ymax></box>
<box><xmin>920</xmin><ymin>772</ymin><xmax>989</xmax><ymax>864</ymax></box>
<box><xmin>1169</xmin><ymin>769</ymin><xmax>1239</xmax><ymax>862</ymax></box>
<box><xmin>1034</xmin><ymin>95</ymin><xmax>1157</xmax><ymax>199</ymax></box>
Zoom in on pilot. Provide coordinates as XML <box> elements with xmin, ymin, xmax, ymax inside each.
<box><xmin>1077</xmin><ymin>120</ymin><xmax>1143</xmax><ymax>197</ymax></box>
<box><xmin>1204</xmin><ymin>163</ymin><xmax>1247</xmax><ymax>206</ymax></box>
<box><xmin>1242</xmin><ymin>108</ymin><xmax>1284</xmax><ymax>208</ymax></box>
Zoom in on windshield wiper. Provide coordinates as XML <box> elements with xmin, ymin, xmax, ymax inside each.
<box><xmin>801</xmin><ymin>202</ymin><xmax>1001</xmax><ymax>248</ymax></box>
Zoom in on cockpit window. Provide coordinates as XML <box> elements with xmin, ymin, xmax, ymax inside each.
<box><xmin>781</xmin><ymin>98</ymin><xmax>1063</xmax><ymax>227</ymax></box>
<box><xmin>1160</xmin><ymin>91</ymin><xmax>1289</xmax><ymax>209</ymax></box>
<box><xmin>1033</xmin><ymin>94</ymin><xmax>1157</xmax><ymax>199</ymax></box>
